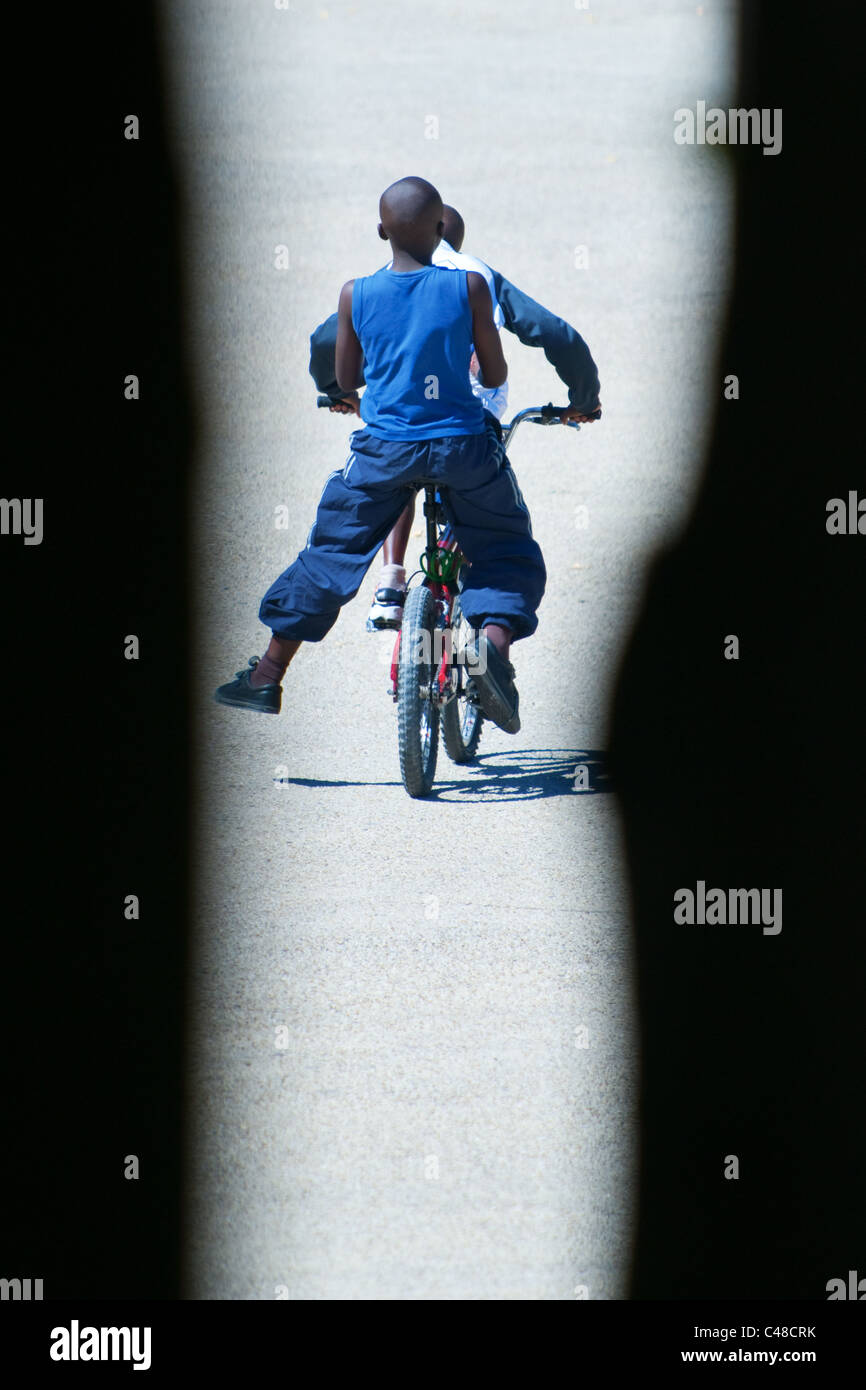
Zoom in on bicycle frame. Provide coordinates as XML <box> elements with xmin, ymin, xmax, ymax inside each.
<box><xmin>387</xmin><ymin>404</ymin><xmax>581</xmax><ymax>703</ymax></box>
<box><xmin>389</xmin><ymin>487</ymin><xmax>460</xmax><ymax>704</ymax></box>
<box><xmin>314</xmin><ymin>394</ymin><xmax>586</xmax><ymax>794</ymax></box>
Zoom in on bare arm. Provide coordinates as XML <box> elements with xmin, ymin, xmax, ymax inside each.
<box><xmin>335</xmin><ymin>280</ymin><xmax>364</xmax><ymax>393</ymax></box>
<box><xmin>467</xmin><ymin>271</ymin><xmax>507</xmax><ymax>389</ymax></box>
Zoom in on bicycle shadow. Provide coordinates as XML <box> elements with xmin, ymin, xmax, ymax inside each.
<box><xmin>429</xmin><ymin>748</ymin><xmax>612</xmax><ymax>802</ymax></box>
<box><xmin>275</xmin><ymin>749</ymin><xmax>611</xmax><ymax>801</ymax></box>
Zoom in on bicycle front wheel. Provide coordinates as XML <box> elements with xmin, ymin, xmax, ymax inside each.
<box><xmin>397</xmin><ymin>584</ymin><xmax>440</xmax><ymax>798</ymax></box>
<box><xmin>441</xmin><ymin>597</ymin><xmax>484</xmax><ymax>762</ymax></box>
<box><xmin>442</xmin><ymin>691</ymin><xmax>483</xmax><ymax>762</ymax></box>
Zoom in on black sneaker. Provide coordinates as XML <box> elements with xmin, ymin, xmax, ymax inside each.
<box><xmin>366</xmin><ymin>586</ymin><xmax>406</xmax><ymax>632</ymax></box>
<box><xmin>464</xmin><ymin>634</ymin><xmax>520</xmax><ymax>734</ymax></box>
<box><xmin>214</xmin><ymin>657</ymin><xmax>282</xmax><ymax>714</ymax></box>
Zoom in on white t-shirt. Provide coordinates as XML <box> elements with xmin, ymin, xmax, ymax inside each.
<box><xmin>432</xmin><ymin>241</ymin><xmax>506</xmax><ymax>330</ymax></box>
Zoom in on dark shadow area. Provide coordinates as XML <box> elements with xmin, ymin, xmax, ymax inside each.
<box><xmin>610</xmin><ymin>3</ymin><xmax>865</xmax><ymax>1298</ymax></box>
<box><xmin>1</xmin><ymin>7</ymin><xmax>191</xmax><ymax>1296</ymax></box>
<box><xmin>275</xmin><ymin>748</ymin><xmax>611</xmax><ymax>800</ymax></box>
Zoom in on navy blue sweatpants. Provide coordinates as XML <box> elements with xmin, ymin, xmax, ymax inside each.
<box><xmin>259</xmin><ymin>415</ymin><xmax>546</xmax><ymax>643</ymax></box>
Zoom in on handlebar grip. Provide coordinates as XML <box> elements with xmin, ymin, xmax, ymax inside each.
<box><xmin>540</xmin><ymin>400</ymin><xmax>601</xmax><ymax>422</ymax></box>
<box><xmin>317</xmin><ymin>395</ymin><xmax>337</xmax><ymax>408</ymax></box>
<box><xmin>539</xmin><ymin>402</ymin><xmax>581</xmax><ymax>427</ymax></box>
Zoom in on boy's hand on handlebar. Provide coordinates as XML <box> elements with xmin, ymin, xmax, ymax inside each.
<box><xmin>329</xmin><ymin>392</ymin><xmax>361</xmax><ymax>416</ymax></box>
<box><xmin>558</xmin><ymin>401</ymin><xmax>602</xmax><ymax>424</ymax></box>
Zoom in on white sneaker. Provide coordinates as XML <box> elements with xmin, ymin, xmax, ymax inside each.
<box><xmin>366</xmin><ymin>585</ymin><xmax>406</xmax><ymax>631</ymax></box>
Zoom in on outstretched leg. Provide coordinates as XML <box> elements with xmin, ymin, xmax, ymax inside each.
<box><xmin>215</xmin><ymin>435</ymin><xmax>418</xmax><ymax>713</ymax></box>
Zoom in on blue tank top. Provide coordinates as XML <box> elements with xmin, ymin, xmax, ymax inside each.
<box><xmin>351</xmin><ymin>264</ymin><xmax>486</xmax><ymax>440</ymax></box>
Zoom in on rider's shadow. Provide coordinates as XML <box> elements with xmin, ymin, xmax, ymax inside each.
<box><xmin>431</xmin><ymin>748</ymin><xmax>612</xmax><ymax>802</ymax></box>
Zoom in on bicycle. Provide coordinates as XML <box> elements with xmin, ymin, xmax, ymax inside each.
<box><xmin>317</xmin><ymin>398</ymin><xmax>582</xmax><ymax>798</ymax></box>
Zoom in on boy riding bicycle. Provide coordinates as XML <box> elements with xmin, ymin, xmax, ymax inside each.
<box><xmin>214</xmin><ymin>176</ymin><xmax>587</xmax><ymax>735</ymax></box>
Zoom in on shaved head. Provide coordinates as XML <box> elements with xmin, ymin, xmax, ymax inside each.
<box><xmin>377</xmin><ymin>176</ymin><xmax>444</xmax><ymax>261</ymax></box>
<box><xmin>441</xmin><ymin>205</ymin><xmax>465</xmax><ymax>252</ymax></box>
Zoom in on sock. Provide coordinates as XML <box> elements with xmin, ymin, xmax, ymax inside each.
<box><xmin>249</xmin><ymin>636</ymin><xmax>301</xmax><ymax>688</ymax></box>
<box><xmin>483</xmin><ymin>623</ymin><xmax>513</xmax><ymax>661</ymax></box>
<box><xmin>378</xmin><ymin>563</ymin><xmax>406</xmax><ymax>593</ymax></box>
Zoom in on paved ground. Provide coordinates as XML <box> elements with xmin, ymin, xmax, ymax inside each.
<box><xmin>159</xmin><ymin>0</ymin><xmax>736</xmax><ymax>1299</ymax></box>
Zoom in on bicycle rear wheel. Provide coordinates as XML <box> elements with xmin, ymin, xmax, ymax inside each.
<box><xmin>397</xmin><ymin>584</ymin><xmax>440</xmax><ymax>798</ymax></box>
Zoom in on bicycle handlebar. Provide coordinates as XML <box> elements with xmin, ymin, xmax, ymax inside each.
<box><xmin>504</xmin><ymin>404</ymin><xmax>579</xmax><ymax>428</ymax></box>
<box><xmin>501</xmin><ymin>402</ymin><xmax>597</xmax><ymax>449</ymax></box>
<box><xmin>317</xmin><ymin>395</ymin><xmax>596</xmax><ymax>450</ymax></box>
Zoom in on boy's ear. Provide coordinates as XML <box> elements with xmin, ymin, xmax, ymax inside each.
<box><xmin>377</xmin><ymin>222</ymin><xmax>388</xmax><ymax>242</ymax></box>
